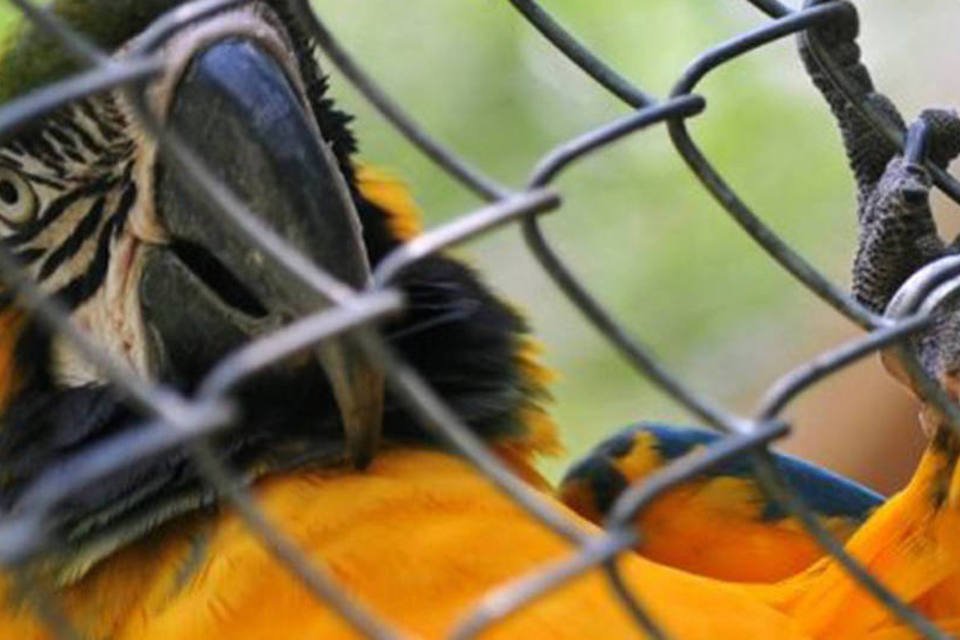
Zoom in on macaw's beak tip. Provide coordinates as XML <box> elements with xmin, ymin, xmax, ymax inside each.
<box><xmin>141</xmin><ymin>33</ymin><xmax>384</xmax><ymax>461</ymax></box>
<box><xmin>319</xmin><ymin>343</ymin><xmax>384</xmax><ymax>468</ymax></box>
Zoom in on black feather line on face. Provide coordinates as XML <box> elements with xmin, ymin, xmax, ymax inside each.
<box><xmin>51</xmin><ymin>179</ymin><xmax>133</xmax><ymax>310</ymax></box>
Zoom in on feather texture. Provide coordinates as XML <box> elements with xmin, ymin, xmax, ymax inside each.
<box><xmin>0</xmin><ymin>449</ymin><xmax>810</xmax><ymax>639</ymax></box>
<box><xmin>560</xmin><ymin>424</ymin><xmax>883</xmax><ymax>582</ymax></box>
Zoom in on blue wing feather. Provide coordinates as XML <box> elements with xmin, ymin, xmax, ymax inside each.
<box><xmin>564</xmin><ymin>422</ymin><xmax>884</xmax><ymax>523</ymax></box>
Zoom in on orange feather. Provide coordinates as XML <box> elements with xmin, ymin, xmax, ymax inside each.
<box><xmin>747</xmin><ymin>438</ymin><xmax>960</xmax><ymax>637</ymax></box>
<box><xmin>0</xmin><ymin>449</ymin><xmax>809</xmax><ymax>639</ymax></box>
<box><xmin>560</xmin><ymin>427</ymin><xmax>876</xmax><ymax>582</ymax></box>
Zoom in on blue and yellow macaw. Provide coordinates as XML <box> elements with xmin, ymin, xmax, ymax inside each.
<box><xmin>0</xmin><ymin>2</ymin><xmax>813</xmax><ymax>638</ymax></box>
<box><xmin>0</xmin><ymin>1</ymin><xmax>959</xmax><ymax>639</ymax></box>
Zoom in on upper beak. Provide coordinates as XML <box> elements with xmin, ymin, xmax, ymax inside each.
<box><xmin>140</xmin><ymin>36</ymin><xmax>383</xmax><ymax>466</ymax></box>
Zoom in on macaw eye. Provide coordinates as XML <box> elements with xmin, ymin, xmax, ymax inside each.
<box><xmin>0</xmin><ymin>168</ymin><xmax>37</xmax><ymax>227</ymax></box>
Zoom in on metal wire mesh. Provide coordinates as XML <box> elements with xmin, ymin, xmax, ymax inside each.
<box><xmin>0</xmin><ymin>0</ymin><xmax>956</xmax><ymax>638</ymax></box>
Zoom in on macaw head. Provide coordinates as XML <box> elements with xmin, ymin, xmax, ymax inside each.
<box><xmin>0</xmin><ymin>0</ymin><xmax>388</xmax><ymax>461</ymax></box>
<box><xmin>0</xmin><ymin>0</ymin><xmax>557</xmax><ymax>582</ymax></box>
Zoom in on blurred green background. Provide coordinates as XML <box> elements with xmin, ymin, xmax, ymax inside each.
<box><xmin>311</xmin><ymin>1</ymin><xmax>954</xmax><ymax>487</ymax></box>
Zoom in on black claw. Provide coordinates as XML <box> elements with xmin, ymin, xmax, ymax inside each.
<box><xmin>900</xmin><ymin>186</ymin><xmax>929</xmax><ymax>207</ymax></box>
<box><xmin>919</xmin><ymin>109</ymin><xmax>960</xmax><ymax>169</ymax></box>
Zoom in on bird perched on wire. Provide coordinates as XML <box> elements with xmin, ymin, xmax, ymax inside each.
<box><xmin>563</xmin><ymin>5</ymin><xmax>960</xmax><ymax>637</ymax></box>
<box><xmin>0</xmin><ymin>2</ymin><xmax>819</xmax><ymax>638</ymax></box>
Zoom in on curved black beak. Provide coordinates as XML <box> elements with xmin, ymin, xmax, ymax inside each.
<box><xmin>141</xmin><ymin>37</ymin><xmax>382</xmax><ymax>466</ymax></box>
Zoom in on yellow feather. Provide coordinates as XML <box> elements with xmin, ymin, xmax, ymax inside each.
<box><xmin>747</xmin><ymin>442</ymin><xmax>960</xmax><ymax>638</ymax></box>
<box><xmin>0</xmin><ymin>449</ymin><xmax>809</xmax><ymax>639</ymax></box>
<box><xmin>354</xmin><ymin>164</ymin><xmax>424</xmax><ymax>242</ymax></box>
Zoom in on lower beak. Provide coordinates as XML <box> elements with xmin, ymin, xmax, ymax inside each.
<box><xmin>140</xmin><ymin>37</ymin><xmax>383</xmax><ymax>466</ymax></box>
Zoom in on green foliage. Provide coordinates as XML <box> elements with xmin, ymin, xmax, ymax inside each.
<box><xmin>0</xmin><ymin>0</ymin><xmax>183</xmax><ymax>101</ymax></box>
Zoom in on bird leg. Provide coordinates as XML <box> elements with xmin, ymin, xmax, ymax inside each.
<box><xmin>798</xmin><ymin>5</ymin><xmax>960</xmax><ymax>315</ymax></box>
<box><xmin>800</xmin><ymin>8</ymin><xmax>960</xmax><ymax>446</ymax></box>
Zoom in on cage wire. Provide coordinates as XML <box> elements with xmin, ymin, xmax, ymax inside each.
<box><xmin>0</xmin><ymin>0</ymin><xmax>955</xmax><ymax>638</ymax></box>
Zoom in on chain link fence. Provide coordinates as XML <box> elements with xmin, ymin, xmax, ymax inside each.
<box><xmin>0</xmin><ymin>0</ymin><xmax>956</xmax><ymax>638</ymax></box>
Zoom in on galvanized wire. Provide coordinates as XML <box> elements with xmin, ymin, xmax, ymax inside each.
<box><xmin>0</xmin><ymin>0</ymin><xmax>956</xmax><ymax>639</ymax></box>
